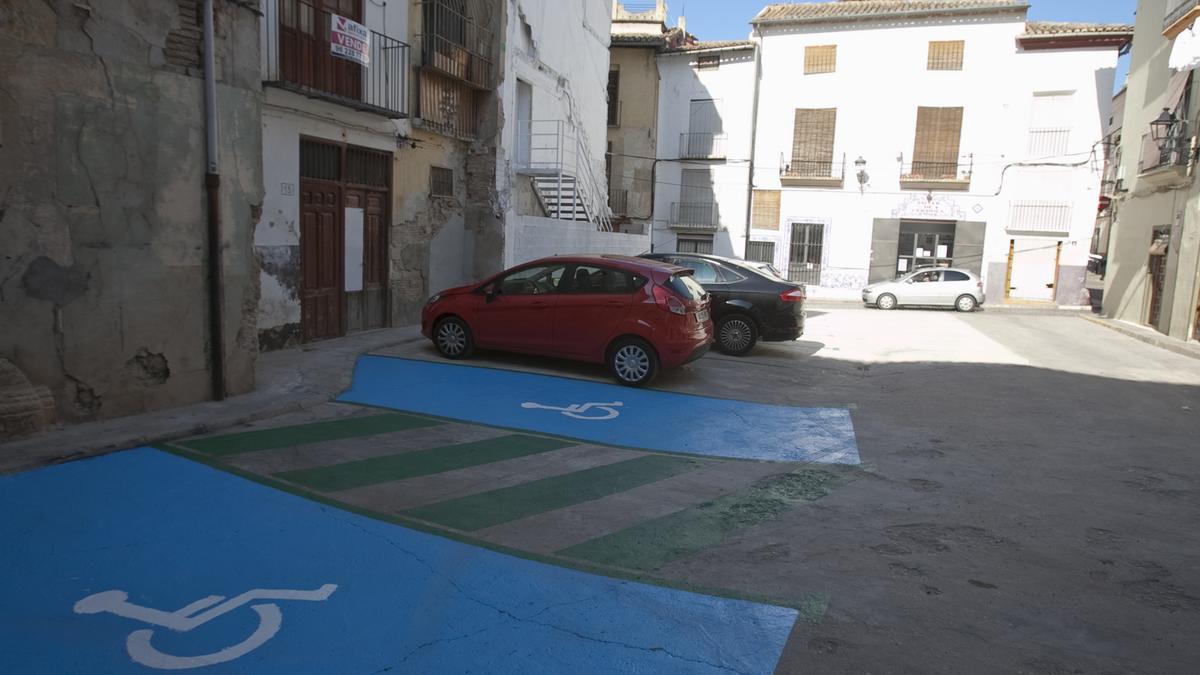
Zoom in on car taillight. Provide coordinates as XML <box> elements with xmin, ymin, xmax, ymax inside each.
<box><xmin>652</xmin><ymin>284</ymin><xmax>688</xmax><ymax>315</ymax></box>
<box><xmin>780</xmin><ymin>288</ymin><xmax>806</xmax><ymax>303</ymax></box>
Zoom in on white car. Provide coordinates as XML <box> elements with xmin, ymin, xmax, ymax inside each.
<box><xmin>861</xmin><ymin>268</ymin><xmax>985</xmax><ymax>312</ymax></box>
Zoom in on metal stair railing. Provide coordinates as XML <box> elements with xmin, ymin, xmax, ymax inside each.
<box><xmin>515</xmin><ymin>120</ymin><xmax>612</xmax><ymax>231</ymax></box>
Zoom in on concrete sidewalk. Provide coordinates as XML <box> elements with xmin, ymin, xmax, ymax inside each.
<box><xmin>0</xmin><ymin>326</ymin><xmax>425</xmax><ymax>475</ymax></box>
<box><xmin>1079</xmin><ymin>313</ymin><xmax>1200</xmax><ymax>361</ymax></box>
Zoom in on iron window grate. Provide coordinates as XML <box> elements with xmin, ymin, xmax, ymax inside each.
<box><xmin>430</xmin><ymin>166</ymin><xmax>454</xmax><ymax>196</ymax></box>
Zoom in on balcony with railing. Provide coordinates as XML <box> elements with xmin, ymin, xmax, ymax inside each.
<box><xmin>263</xmin><ymin>0</ymin><xmax>410</xmax><ymax>118</ymax></box>
<box><xmin>670</xmin><ymin>202</ymin><xmax>719</xmax><ymax>231</ymax></box>
<box><xmin>1028</xmin><ymin>128</ymin><xmax>1071</xmax><ymax>157</ymax></box>
<box><xmin>900</xmin><ymin>155</ymin><xmax>973</xmax><ymax>191</ymax></box>
<box><xmin>780</xmin><ymin>154</ymin><xmax>845</xmax><ymax>187</ymax></box>
<box><xmin>1138</xmin><ymin>125</ymin><xmax>1191</xmax><ymax>183</ymax></box>
<box><xmin>1165</xmin><ymin>0</ymin><xmax>1200</xmax><ymax>38</ymax></box>
<box><xmin>679</xmin><ymin>133</ymin><xmax>727</xmax><ymax>160</ymax></box>
<box><xmin>419</xmin><ymin>0</ymin><xmax>494</xmax><ymax>90</ymax></box>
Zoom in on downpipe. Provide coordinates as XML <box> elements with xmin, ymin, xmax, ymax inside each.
<box><xmin>203</xmin><ymin>0</ymin><xmax>225</xmax><ymax>400</ymax></box>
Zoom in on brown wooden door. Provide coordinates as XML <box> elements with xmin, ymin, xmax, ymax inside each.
<box><xmin>301</xmin><ymin>180</ymin><xmax>345</xmax><ymax>340</ymax></box>
<box><xmin>343</xmin><ymin>188</ymin><xmax>387</xmax><ymax>331</ymax></box>
<box><xmin>1148</xmin><ymin>253</ymin><xmax>1167</xmax><ymax>329</ymax></box>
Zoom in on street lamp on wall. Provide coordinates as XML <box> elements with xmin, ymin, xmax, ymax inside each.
<box><xmin>1150</xmin><ymin>107</ymin><xmax>1177</xmax><ymax>142</ymax></box>
<box><xmin>854</xmin><ymin>156</ymin><xmax>869</xmax><ymax>194</ymax></box>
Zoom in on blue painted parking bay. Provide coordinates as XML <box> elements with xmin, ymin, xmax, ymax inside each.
<box><xmin>0</xmin><ymin>449</ymin><xmax>797</xmax><ymax>674</ymax></box>
<box><xmin>339</xmin><ymin>356</ymin><xmax>861</xmax><ymax>465</ymax></box>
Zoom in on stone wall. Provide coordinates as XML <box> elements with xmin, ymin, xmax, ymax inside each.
<box><xmin>0</xmin><ymin>0</ymin><xmax>263</xmax><ymax>437</ymax></box>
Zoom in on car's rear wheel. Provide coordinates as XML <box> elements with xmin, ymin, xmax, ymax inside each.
<box><xmin>434</xmin><ymin>317</ymin><xmax>474</xmax><ymax>359</ymax></box>
<box><xmin>955</xmin><ymin>294</ymin><xmax>978</xmax><ymax>312</ymax></box>
<box><xmin>608</xmin><ymin>338</ymin><xmax>659</xmax><ymax>387</ymax></box>
<box><xmin>876</xmin><ymin>293</ymin><xmax>897</xmax><ymax>310</ymax></box>
<box><xmin>716</xmin><ymin>314</ymin><xmax>758</xmax><ymax>356</ymax></box>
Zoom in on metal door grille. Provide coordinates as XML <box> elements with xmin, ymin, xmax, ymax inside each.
<box><xmin>788</xmin><ymin>222</ymin><xmax>824</xmax><ymax>285</ymax></box>
<box><xmin>300</xmin><ymin>139</ymin><xmax>341</xmax><ymax>181</ymax></box>
<box><xmin>346</xmin><ymin>147</ymin><xmax>389</xmax><ymax>187</ymax></box>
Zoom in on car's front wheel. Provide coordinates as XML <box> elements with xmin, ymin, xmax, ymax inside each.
<box><xmin>716</xmin><ymin>314</ymin><xmax>758</xmax><ymax>356</ymax></box>
<box><xmin>955</xmin><ymin>295</ymin><xmax>978</xmax><ymax>312</ymax></box>
<box><xmin>608</xmin><ymin>337</ymin><xmax>659</xmax><ymax>387</ymax></box>
<box><xmin>433</xmin><ymin>316</ymin><xmax>474</xmax><ymax>359</ymax></box>
<box><xmin>876</xmin><ymin>293</ymin><xmax>898</xmax><ymax>310</ymax></box>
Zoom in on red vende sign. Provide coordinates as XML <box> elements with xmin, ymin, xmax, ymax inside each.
<box><xmin>330</xmin><ymin>14</ymin><xmax>370</xmax><ymax>66</ymax></box>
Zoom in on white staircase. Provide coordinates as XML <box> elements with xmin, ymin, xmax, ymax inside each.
<box><xmin>532</xmin><ymin>175</ymin><xmax>590</xmax><ymax>221</ymax></box>
<box><xmin>515</xmin><ymin>120</ymin><xmax>612</xmax><ymax>231</ymax></box>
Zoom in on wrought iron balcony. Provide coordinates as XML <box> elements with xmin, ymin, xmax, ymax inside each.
<box><xmin>670</xmin><ymin>202</ymin><xmax>719</xmax><ymax>230</ymax></box>
<box><xmin>780</xmin><ymin>155</ymin><xmax>845</xmax><ymax>187</ymax></box>
<box><xmin>679</xmin><ymin>133</ymin><xmax>727</xmax><ymax>159</ymax></box>
<box><xmin>419</xmin><ymin>0</ymin><xmax>495</xmax><ymax>90</ymax></box>
<box><xmin>1138</xmin><ymin>125</ymin><xmax>1191</xmax><ymax>176</ymax></box>
<box><xmin>900</xmin><ymin>156</ymin><xmax>973</xmax><ymax>191</ymax></box>
<box><xmin>263</xmin><ymin>0</ymin><xmax>410</xmax><ymax>118</ymax></box>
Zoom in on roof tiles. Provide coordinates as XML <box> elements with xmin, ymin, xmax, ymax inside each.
<box><xmin>752</xmin><ymin>0</ymin><xmax>1028</xmax><ymax>25</ymax></box>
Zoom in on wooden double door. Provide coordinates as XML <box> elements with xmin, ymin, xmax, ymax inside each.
<box><xmin>299</xmin><ymin>139</ymin><xmax>390</xmax><ymax>342</ymax></box>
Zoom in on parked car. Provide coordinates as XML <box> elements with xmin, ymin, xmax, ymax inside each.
<box><xmin>861</xmin><ymin>267</ymin><xmax>985</xmax><ymax>312</ymax></box>
<box><xmin>421</xmin><ymin>255</ymin><xmax>712</xmax><ymax>386</ymax></box>
<box><xmin>641</xmin><ymin>253</ymin><xmax>805</xmax><ymax>356</ymax></box>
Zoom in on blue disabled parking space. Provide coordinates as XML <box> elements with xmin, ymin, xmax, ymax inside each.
<box><xmin>339</xmin><ymin>356</ymin><xmax>860</xmax><ymax>465</ymax></box>
<box><xmin>0</xmin><ymin>449</ymin><xmax>797</xmax><ymax>674</ymax></box>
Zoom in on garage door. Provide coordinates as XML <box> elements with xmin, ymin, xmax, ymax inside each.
<box><xmin>1008</xmin><ymin>238</ymin><xmax>1059</xmax><ymax>301</ymax></box>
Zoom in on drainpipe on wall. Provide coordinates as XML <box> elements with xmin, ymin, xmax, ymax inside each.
<box><xmin>742</xmin><ymin>35</ymin><xmax>763</xmax><ymax>260</ymax></box>
<box><xmin>203</xmin><ymin>0</ymin><xmax>226</xmax><ymax>401</ymax></box>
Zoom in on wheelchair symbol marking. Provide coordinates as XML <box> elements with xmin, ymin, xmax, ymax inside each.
<box><xmin>74</xmin><ymin>584</ymin><xmax>337</xmax><ymax>670</ymax></box>
<box><xmin>520</xmin><ymin>401</ymin><xmax>624</xmax><ymax>420</ymax></box>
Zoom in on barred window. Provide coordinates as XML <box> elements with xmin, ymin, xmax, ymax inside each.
<box><xmin>747</xmin><ymin>241</ymin><xmax>776</xmax><ymax>264</ymax></box>
<box><xmin>927</xmin><ymin>41</ymin><xmax>964</xmax><ymax>70</ymax></box>
<box><xmin>804</xmin><ymin>45</ymin><xmax>837</xmax><ymax>74</ymax></box>
<box><xmin>430</xmin><ymin>166</ymin><xmax>454</xmax><ymax>196</ymax></box>
<box><xmin>911</xmin><ymin>106</ymin><xmax>964</xmax><ymax>178</ymax></box>
<box><xmin>677</xmin><ymin>236</ymin><xmax>714</xmax><ymax>254</ymax></box>
<box><xmin>751</xmin><ymin>190</ymin><xmax>781</xmax><ymax>231</ymax></box>
<box><xmin>697</xmin><ymin>54</ymin><xmax>720</xmax><ymax>70</ymax></box>
<box><xmin>790</xmin><ymin>108</ymin><xmax>837</xmax><ymax>177</ymax></box>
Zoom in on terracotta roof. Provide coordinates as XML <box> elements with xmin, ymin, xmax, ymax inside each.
<box><xmin>1022</xmin><ymin>21</ymin><xmax>1134</xmax><ymax>38</ymax></box>
<box><xmin>663</xmin><ymin>39</ymin><xmax>756</xmax><ymax>54</ymax></box>
<box><xmin>610</xmin><ymin>32</ymin><xmax>667</xmax><ymax>47</ymax></box>
<box><xmin>752</xmin><ymin>1</ymin><xmax>1028</xmax><ymax>25</ymax></box>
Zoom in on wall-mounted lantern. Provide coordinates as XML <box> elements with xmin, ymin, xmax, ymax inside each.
<box><xmin>1150</xmin><ymin>107</ymin><xmax>1177</xmax><ymax>142</ymax></box>
<box><xmin>854</xmin><ymin>156</ymin><xmax>868</xmax><ymax>194</ymax></box>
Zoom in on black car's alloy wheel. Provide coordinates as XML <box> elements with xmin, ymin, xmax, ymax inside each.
<box><xmin>608</xmin><ymin>337</ymin><xmax>659</xmax><ymax>386</ymax></box>
<box><xmin>716</xmin><ymin>314</ymin><xmax>758</xmax><ymax>356</ymax></box>
<box><xmin>434</xmin><ymin>317</ymin><xmax>474</xmax><ymax>359</ymax></box>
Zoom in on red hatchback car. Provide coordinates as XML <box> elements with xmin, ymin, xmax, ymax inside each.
<box><xmin>421</xmin><ymin>255</ymin><xmax>713</xmax><ymax>385</ymax></box>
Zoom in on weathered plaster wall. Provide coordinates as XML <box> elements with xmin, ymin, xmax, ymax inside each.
<box><xmin>0</xmin><ymin>0</ymin><xmax>262</xmax><ymax>434</ymax></box>
<box><xmin>391</xmin><ymin>128</ymin><xmax>472</xmax><ymax>323</ymax></box>
<box><xmin>510</xmin><ymin>216</ymin><xmax>650</xmax><ymax>264</ymax></box>
<box><xmin>608</xmin><ymin>45</ymin><xmax>660</xmax><ymax>230</ymax></box>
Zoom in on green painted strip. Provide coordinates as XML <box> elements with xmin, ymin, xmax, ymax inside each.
<box><xmin>405</xmin><ymin>455</ymin><xmax>702</xmax><ymax>532</ymax></box>
<box><xmin>558</xmin><ymin>468</ymin><xmax>853</xmax><ymax>572</ymax></box>
<box><xmin>179</xmin><ymin>413</ymin><xmax>442</xmax><ymax>457</ymax></box>
<box><xmin>156</xmin><ymin>442</ymin><xmax>818</xmax><ymax>612</ymax></box>
<box><xmin>275</xmin><ymin>434</ymin><xmax>574</xmax><ymax>492</ymax></box>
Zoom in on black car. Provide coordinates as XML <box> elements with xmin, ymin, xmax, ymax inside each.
<box><xmin>641</xmin><ymin>253</ymin><xmax>805</xmax><ymax>355</ymax></box>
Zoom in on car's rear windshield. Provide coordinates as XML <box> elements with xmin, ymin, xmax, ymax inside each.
<box><xmin>664</xmin><ymin>272</ymin><xmax>707</xmax><ymax>301</ymax></box>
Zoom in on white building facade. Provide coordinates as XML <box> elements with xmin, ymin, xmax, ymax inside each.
<box><xmin>503</xmin><ymin>0</ymin><xmax>650</xmax><ymax>266</ymax></box>
<box><xmin>653</xmin><ymin>41</ymin><xmax>758</xmax><ymax>256</ymax></box>
<box><xmin>748</xmin><ymin>1</ymin><xmax>1130</xmax><ymax>305</ymax></box>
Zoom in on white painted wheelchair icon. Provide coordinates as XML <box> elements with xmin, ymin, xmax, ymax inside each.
<box><xmin>74</xmin><ymin>584</ymin><xmax>337</xmax><ymax>670</ymax></box>
<box><xmin>521</xmin><ymin>401</ymin><xmax>624</xmax><ymax>420</ymax></box>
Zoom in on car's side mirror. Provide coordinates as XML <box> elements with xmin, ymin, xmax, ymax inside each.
<box><xmin>904</xmin><ymin>278</ymin><xmax>914</xmax><ymax>284</ymax></box>
<box><xmin>484</xmin><ymin>284</ymin><xmax>498</xmax><ymax>302</ymax></box>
